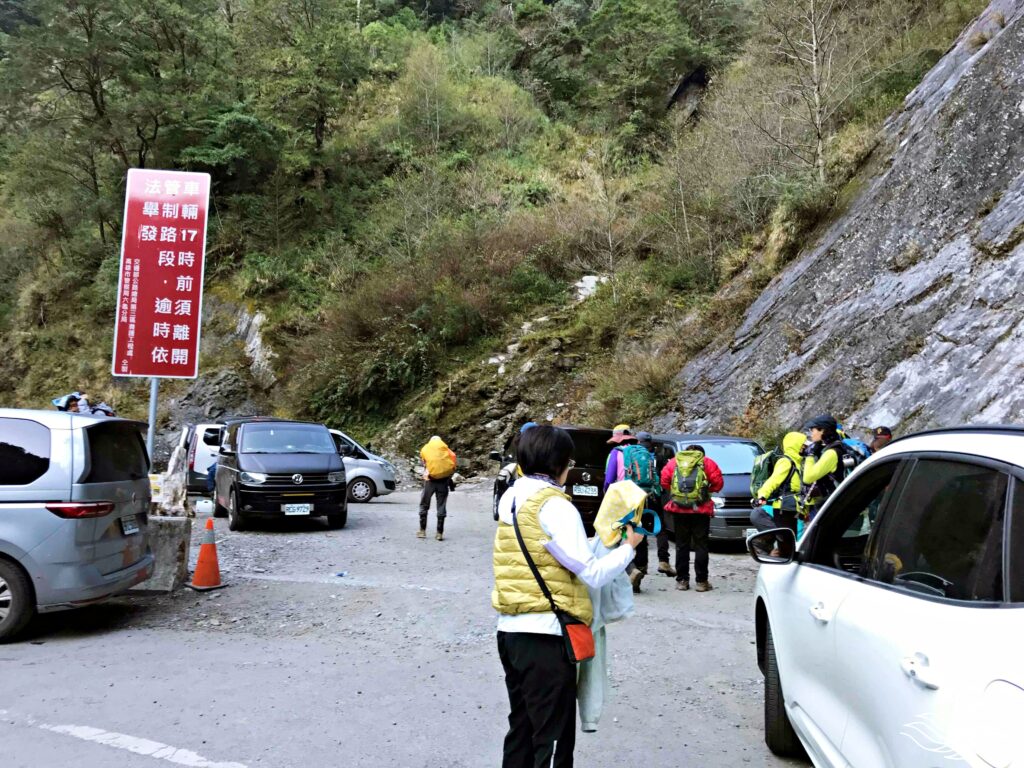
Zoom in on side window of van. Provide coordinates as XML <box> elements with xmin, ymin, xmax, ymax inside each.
<box><xmin>0</xmin><ymin>418</ymin><xmax>51</xmax><ymax>485</ymax></box>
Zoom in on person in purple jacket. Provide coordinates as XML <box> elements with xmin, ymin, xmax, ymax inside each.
<box><xmin>603</xmin><ymin>425</ymin><xmax>637</xmax><ymax>490</ymax></box>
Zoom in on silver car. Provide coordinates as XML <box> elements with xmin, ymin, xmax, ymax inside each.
<box><xmin>0</xmin><ymin>409</ymin><xmax>154</xmax><ymax>642</ymax></box>
<box><xmin>329</xmin><ymin>429</ymin><xmax>397</xmax><ymax>503</ymax></box>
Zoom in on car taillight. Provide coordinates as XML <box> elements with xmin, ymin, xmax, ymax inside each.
<box><xmin>46</xmin><ymin>502</ymin><xmax>116</xmax><ymax>518</ymax></box>
<box><xmin>188</xmin><ymin>438</ymin><xmax>198</xmax><ymax>471</ymax></box>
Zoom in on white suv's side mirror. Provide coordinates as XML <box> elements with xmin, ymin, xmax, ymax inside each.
<box><xmin>747</xmin><ymin>529</ymin><xmax>797</xmax><ymax>564</ymax></box>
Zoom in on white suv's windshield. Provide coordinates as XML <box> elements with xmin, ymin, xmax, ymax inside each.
<box><xmin>240</xmin><ymin>424</ymin><xmax>336</xmax><ymax>454</ymax></box>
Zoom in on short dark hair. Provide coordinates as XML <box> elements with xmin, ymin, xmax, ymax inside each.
<box><xmin>685</xmin><ymin>444</ymin><xmax>705</xmax><ymax>455</ymax></box>
<box><xmin>517</xmin><ymin>425</ymin><xmax>575</xmax><ymax>479</ymax></box>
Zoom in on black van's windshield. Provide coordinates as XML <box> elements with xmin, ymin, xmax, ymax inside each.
<box><xmin>702</xmin><ymin>442</ymin><xmax>759</xmax><ymax>474</ymax></box>
<box><xmin>240</xmin><ymin>424</ymin><xmax>336</xmax><ymax>454</ymax></box>
<box><xmin>569</xmin><ymin>432</ymin><xmax>612</xmax><ymax>468</ymax></box>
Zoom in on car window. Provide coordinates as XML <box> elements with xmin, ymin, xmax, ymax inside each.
<box><xmin>240</xmin><ymin>423</ymin><xmax>336</xmax><ymax>454</ymax></box>
<box><xmin>202</xmin><ymin>428</ymin><xmax>221</xmax><ymax>446</ymax></box>
<box><xmin>807</xmin><ymin>460</ymin><xmax>900</xmax><ymax>575</ymax></box>
<box><xmin>1010</xmin><ymin>479</ymin><xmax>1023</xmax><ymax>603</ymax></box>
<box><xmin>870</xmin><ymin>458</ymin><xmax>1007</xmax><ymax>602</ymax></box>
<box><xmin>567</xmin><ymin>432</ymin><xmax>611</xmax><ymax>468</ymax></box>
<box><xmin>0</xmin><ymin>417</ymin><xmax>51</xmax><ymax>486</ymax></box>
<box><xmin>84</xmin><ymin>422</ymin><xmax>149</xmax><ymax>483</ymax></box>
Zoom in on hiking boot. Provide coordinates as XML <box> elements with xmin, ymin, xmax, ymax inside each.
<box><xmin>658</xmin><ymin>561</ymin><xmax>677</xmax><ymax>577</ymax></box>
<box><xmin>628</xmin><ymin>568</ymin><xmax>644</xmax><ymax>594</ymax></box>
<box><xmin>675</xmin><ymin>580</ymin><xmax>690</xmax><ymax>591</ymax></box>
<box><xmin>695</xmin><ymin>581</ymin><xmax>713</xmax><ymax>592</ymax></box>
<box><xmin>416</xmin><ymin>529</ymin><xmax>426</xmax><ymax>539</ymax></box>
<box><xmin>435</xmin><ymin>531</ymin><xmax>444</xmax><ymax>541</ymax></box>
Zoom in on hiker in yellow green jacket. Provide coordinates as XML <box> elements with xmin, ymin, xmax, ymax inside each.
<box><xmin>800</xmin><ymin>414</ymin><xmax>847</xmax><ymax>520</ymax></box>
<box><xmin>750</xmin><ymin>432</ymin><xmax>805</xmax><ymax>552</ymax></box>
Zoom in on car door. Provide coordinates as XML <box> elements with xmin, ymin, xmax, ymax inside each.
<box><xmin>831</xmin><ymin>456</ymin><xmax>1022</xmax><ymax>768</ymax></box>
<box><xmin>771</xmin><ymin>459</ymin><xmax>904</xmax><ymax>765</ymax></box>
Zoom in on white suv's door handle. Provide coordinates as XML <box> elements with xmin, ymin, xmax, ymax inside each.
<box><xmin>900</xmin><ymin>653</ymin><xmax>940</xmax><ymax>690</ymax></box>
<box><xmin>808</xmin><ymin>602</ymin><xmax>831</xmax><ymax>623</ymax></box>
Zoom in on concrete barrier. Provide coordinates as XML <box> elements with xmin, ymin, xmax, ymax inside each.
<box><xmin>132</xmin><ymin>516</ymin><xmax>192</xmax><ymax>593</ymax></box>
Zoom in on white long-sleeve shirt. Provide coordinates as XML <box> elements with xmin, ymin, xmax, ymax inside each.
<box><xmin>496</xmin><ymin>476</ymin><xmax>634</xmax><ymax>636</ymax></box>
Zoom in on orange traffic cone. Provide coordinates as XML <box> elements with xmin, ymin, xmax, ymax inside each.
<box><xmin>188</xmin><ymin>518</ymin><xmax>226</xmax><ymax>591</ymax></box>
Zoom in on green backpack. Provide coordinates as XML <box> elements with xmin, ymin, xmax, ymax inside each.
<box><xmin>750</xmin><ymin>449</ymin><xmax>783</xmax><ymax>499</ymax></box>
<box><xmin>620</xmin><ymin>444</ymin><xmax>659</xmax><ymax>491</ymax></box>
<box><xmin>670</xmin><ymin>450</ymin><xmax>709</xmax><ymax>507</ymax></box>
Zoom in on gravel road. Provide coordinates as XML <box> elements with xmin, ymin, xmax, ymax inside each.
<box><xmin>1</xmin><ymin>485</ymin><xmax>802</xmax><ymax>767</ymax></box>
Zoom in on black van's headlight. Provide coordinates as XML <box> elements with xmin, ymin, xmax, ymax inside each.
<box><xmin>240</xmin><ymin>471</ymin><xmax>267</xmax><ymax>485</ymax></box>
<box><xmin>328</xmin><ymin>471</ymin><xmax>345</xmax><ymax>484</ymax></box>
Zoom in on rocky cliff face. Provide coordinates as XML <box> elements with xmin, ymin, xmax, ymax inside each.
<box><xmin>655</xmin><ymin>0</ymin><xmax>1024</xmax><ymax>439</ymax></box>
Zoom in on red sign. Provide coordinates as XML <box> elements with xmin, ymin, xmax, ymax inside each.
<box><xmin>112</xmin><ymin>169</ymin><xmax>211</xmax><ymax>379</ymax></box>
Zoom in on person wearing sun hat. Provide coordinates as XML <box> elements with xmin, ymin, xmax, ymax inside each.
<box><xmin>603</xmin><ymin>424</ymin><xmax>638</xmax><ymax>491</ymax></box>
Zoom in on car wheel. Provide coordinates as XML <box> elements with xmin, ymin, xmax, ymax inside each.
<box><xmin>0</xmin><ymin>559</ymin><xmax>35</xmax><ymax>644</ymax></box>
<box><xmin>492</xmin><ymin>490</ymin><xmax>500</xmax><ymax>522</ymax></box>
<box><xmin>347</xmin><ymin>478</ymin><xmax>376</xmax><ymax>504</ymax></box>
<box><xmin>213</xmin><ymin>496</ymin><xmax>227</xmax><ymax>518</ymax></box>
<box><xmin>227</xmin><ymin>488</ymin><xmax>246</xmax><ymax>532</ymax></box>
<box><xmin>764</xmin><ymin>623</ymin><xmax>807</xmax><ymax>758</ymax></box>
<box><xmin>326</xmin><ymin>507</ymin><xmax>348</xmax><ymax>529</ymax></box>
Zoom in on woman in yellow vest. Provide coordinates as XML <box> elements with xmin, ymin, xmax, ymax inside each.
<box><xmin>492</xmin><ymin>425</ymin><xmax>641</xmax><ymax>767</ymax></box>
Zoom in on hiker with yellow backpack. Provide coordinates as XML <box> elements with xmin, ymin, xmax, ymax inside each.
<box><xmin>419</xmin><ymin>435</ymin><xmax>457</xmax><ymax>540</ymax></box>
<box><xmin>659</xmin><ymin>444</ymin><xmax>724</xmax><ymax>592</ymax></box>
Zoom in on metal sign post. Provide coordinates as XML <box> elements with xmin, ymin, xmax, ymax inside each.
<box><xmin>112</xmin><ymin>169</ymin><xmax>211</xmax><ymax>461</ymax></box>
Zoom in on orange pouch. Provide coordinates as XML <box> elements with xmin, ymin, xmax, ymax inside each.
<box><xmin>558</xmin><ymin>613</ymin><xmax>595</xmax><ymax>663</ymax></box>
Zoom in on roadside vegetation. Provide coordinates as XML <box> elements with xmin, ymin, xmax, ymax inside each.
<box><xmin>0</xmin><ymin>0</ymin><xmax>987</xmax><ymax>437</ymax></box>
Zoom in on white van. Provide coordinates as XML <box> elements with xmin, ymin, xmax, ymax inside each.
<box><xmin>178</xmin><ymin>423</ymin><xmax>224</xmax><ymax>493</ymax></box>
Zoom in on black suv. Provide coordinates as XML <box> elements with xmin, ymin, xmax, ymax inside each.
<box><xmin>489</xmin><ymin>425</ymin><xmax>613</xmax><ymax>535</ymax></box>
<box><xmin>214</xmin><ymin>418</ymin><xmax>348</xmax><ymax>531</ymax></box>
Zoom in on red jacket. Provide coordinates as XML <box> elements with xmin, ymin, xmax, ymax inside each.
<box><xmin>660</xmin><ymin>456</ymin><xmax>724</xmax><ymax>516</ymax></box>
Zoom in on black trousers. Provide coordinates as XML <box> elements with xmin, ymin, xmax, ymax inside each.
<box><xmin>632</xmin><ymin>502</ymin><xmax>670</xmax><ymax>572</ymax></box>
<box><xmin>419</xmin><ymin>479</ymin><xmax>449</xmax><ymax>530</ymax></box>
<box><xmin>673</xmin><ymin>514</ymin><xmax>710</xmax><ymax>583</ymax></box>
<box><xmin>498</xmin><ymin>632</ymin><xmax>577</xmax><ymax>768</ymax></box>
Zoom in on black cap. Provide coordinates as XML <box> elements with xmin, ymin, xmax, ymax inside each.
<box><xmin>805</xmin><ymin>414</ymin><xmax>838</xmax><ymax>432</ymax></box>
<box><xmin>873</xmin><ymin>426</ymin><xmax>893</xmax><ymax>437</ymax></box>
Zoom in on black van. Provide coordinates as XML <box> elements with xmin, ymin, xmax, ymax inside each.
<box><xmin>489</xmin><ymin>425</ymin><xmax>613</xmax><ymax>535</ymax></box>
<box><xmin>214</xmin><ymin>418</ymin><xmax>348</xmax><ymax>531</ymax></box>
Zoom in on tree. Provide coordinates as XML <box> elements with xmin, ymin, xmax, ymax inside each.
<box><xmin>755</xmin><ymin>0</ymin><xmax>875</xmax><ymax>184</ymax></box>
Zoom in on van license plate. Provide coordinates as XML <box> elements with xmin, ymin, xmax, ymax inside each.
<box><xmin>572</xmin><ymin>485</ymin><xmax>598</xmax><ymax>497</ymax></box>
<box><xmin>283</xmin><ymin>503</ymin><xmax>312</xmax><ymax>515</ymax></box>
<box><xmin>120</xmin><ymin>515</ymin><xmax>140</xmax><ymax>535</ymax></box>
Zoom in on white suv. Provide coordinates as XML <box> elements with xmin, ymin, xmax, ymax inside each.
<box><xmin>748</xmin><ymin>426</ymin><xmax>1023</xmax><ymax>768</ymax></box>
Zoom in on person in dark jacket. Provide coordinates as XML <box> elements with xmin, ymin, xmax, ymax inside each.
<box><xmin>660</xmin><ymin>444</ymin><xmax>724</xmax><ymax>592</ymax></box>
<box><xmin>801</xmin><ymin>414</ymin><xmax>847</xmax><ymax>520</ymax></box>
<box><xmin>633</xmin><ymin>432</ymin><xmax>674</xmax><ymax>584</ymax></box>
<box><xmin>869</xmin><ymin>426</ymin><xmax>893</xmax><ymax>453</ymax></box>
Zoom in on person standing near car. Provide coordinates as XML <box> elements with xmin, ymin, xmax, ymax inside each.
<box><xmin>800</xmin><ymin>415</ymin><xmax>847</xmax><ymax>521</ymax></box>
<box><xmin>419</xmin><ymin>435</ymin><xmax>456</xmax><ymax>541</ymax></box>
<box><xmin>869</xmin><ymin>426</ymin><xmax>893</xmax><ymax>453</ymax></box>
<box><xmin>660</xmin><ymin>444</ymin><xmax>724</xmax><ymax>592</ymax></box>
<box><xmin>624</xmin><ymin>432</ymin><xmax>675</xmax><ymax>592</ymax></box>
<box><xmin>493</xmin><ymin>425</ymin><xmax>642</xmax><ymax>767</ymax></box>
<box><xmin>750</xmin><ymin>432</ymin><xmax>805</xmax><ymax>555</ymax></box>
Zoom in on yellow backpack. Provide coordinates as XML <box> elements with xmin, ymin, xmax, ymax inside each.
<box><xmin>421</xmin><ymin>438</ymin><xmax>456</xmax><ymax>479</ymax></box>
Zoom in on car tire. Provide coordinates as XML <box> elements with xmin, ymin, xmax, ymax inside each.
<box><xmin>227</xmin><ymin>488</ymin><xmax>246</xmax><ymax>532</ymax></box>
<box><xmin>764</xmin><ymin>623</ymin><xmax>807</xmax><ymax>758</ymax></box>
<box><xmin>326</xmin><ymin>507</ymin><xmax>348</xmax><ymax>529</ymax></box>
<box><xmin>492</xmin><ymin>490</ymin><xmax>500</xmax><ymax>522</ymax></box>
<box><xmin>347</xmin><ymin>478</ymin><xmax>376</xmax><ymax>504</ymax></box>
<box><xmin>213</xmin><ymin>496</ymin><xmax>227</xmax><ymax>518</ymax></box>
<box><xmin>0</xmin><ymin>559</ymin><xmax>35</xmax><ymax>644</ymax></box>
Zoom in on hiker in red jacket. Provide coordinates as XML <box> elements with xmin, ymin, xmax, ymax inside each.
<box><xmin>660</xmin><ymin>444</ymin><xmax>724</xmax><ymax>592</ymax></box>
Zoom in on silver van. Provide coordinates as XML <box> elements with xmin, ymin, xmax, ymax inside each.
<box><xmin>329</xmin><ymin>429</ymin><xmax>397</xmax><ymax>503</ymax></box>
<box><xmin>0</xmin><ymin>409</ymin><xmax>154</xmax><ymax>642</ymax></box>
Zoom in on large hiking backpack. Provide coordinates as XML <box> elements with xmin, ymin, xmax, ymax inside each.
<box><xmin>620</xmin><ymin>444</ymin><xmax>658</xmax><ymax>491</ymax></box>
<box><xmin>670</xmin><ymin>450</ymin><xmax>709</xmax><ymax>507</ymax></box>
<box><xmin>842</xmin><ymin>437</ymin><xmax>872</xmax><ymax>464</ymax></box>
<box><xmin>750</xmin><ymin>449</ymin><xmax>783</xmax><ymax>498</ymax></box>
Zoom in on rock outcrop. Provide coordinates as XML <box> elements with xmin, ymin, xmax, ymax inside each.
<box><xmin>656</xmin><ymin>0</ymin><xmax>1024</xmax><ymax>438</ymax></box>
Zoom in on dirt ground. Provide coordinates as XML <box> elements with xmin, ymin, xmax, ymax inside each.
<box><xmin>1</xmin><ymin>484</ymin><xmax>802</xmax><ymax>767</ymax></box>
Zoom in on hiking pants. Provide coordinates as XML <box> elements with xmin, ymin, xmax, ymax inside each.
<box><xmin>498</xmin><ymin>631</ymin><xmax>577</xmax><ymax>768</ymax></box>
<box><xmin>674</xmin><ymin>514</ymin><xmax>710</xmax><ymax>584</ymax></box>
<box><xmin>419</xmin><ymin>479</ymin><xmax>449</xmax><ymax>531</ymax></box>
<box><xmin>632</xmin><ymin>501</ymin><xmax>670</xmax><ymax>572</ymax></box>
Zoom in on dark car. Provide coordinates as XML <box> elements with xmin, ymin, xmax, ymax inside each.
<box><xmin>214</xmin><ymin>418</ymin><xmax>348</xmax><ymax>531</ymax></box>
<box><xmin>653</xmin><ymin>434</ymin><xmax>762</xmax><ymax>542</ymax></box>
<box><xmin>489</xmin><ymin>425</ymin><xmax>613</xmax><ymax>535</ymax></box>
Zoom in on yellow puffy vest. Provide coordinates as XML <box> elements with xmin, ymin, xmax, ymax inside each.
<box><xmin>491</xmin><ymin>486</ymin><xmax>593</xmax><ymax>625</ymax></box>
